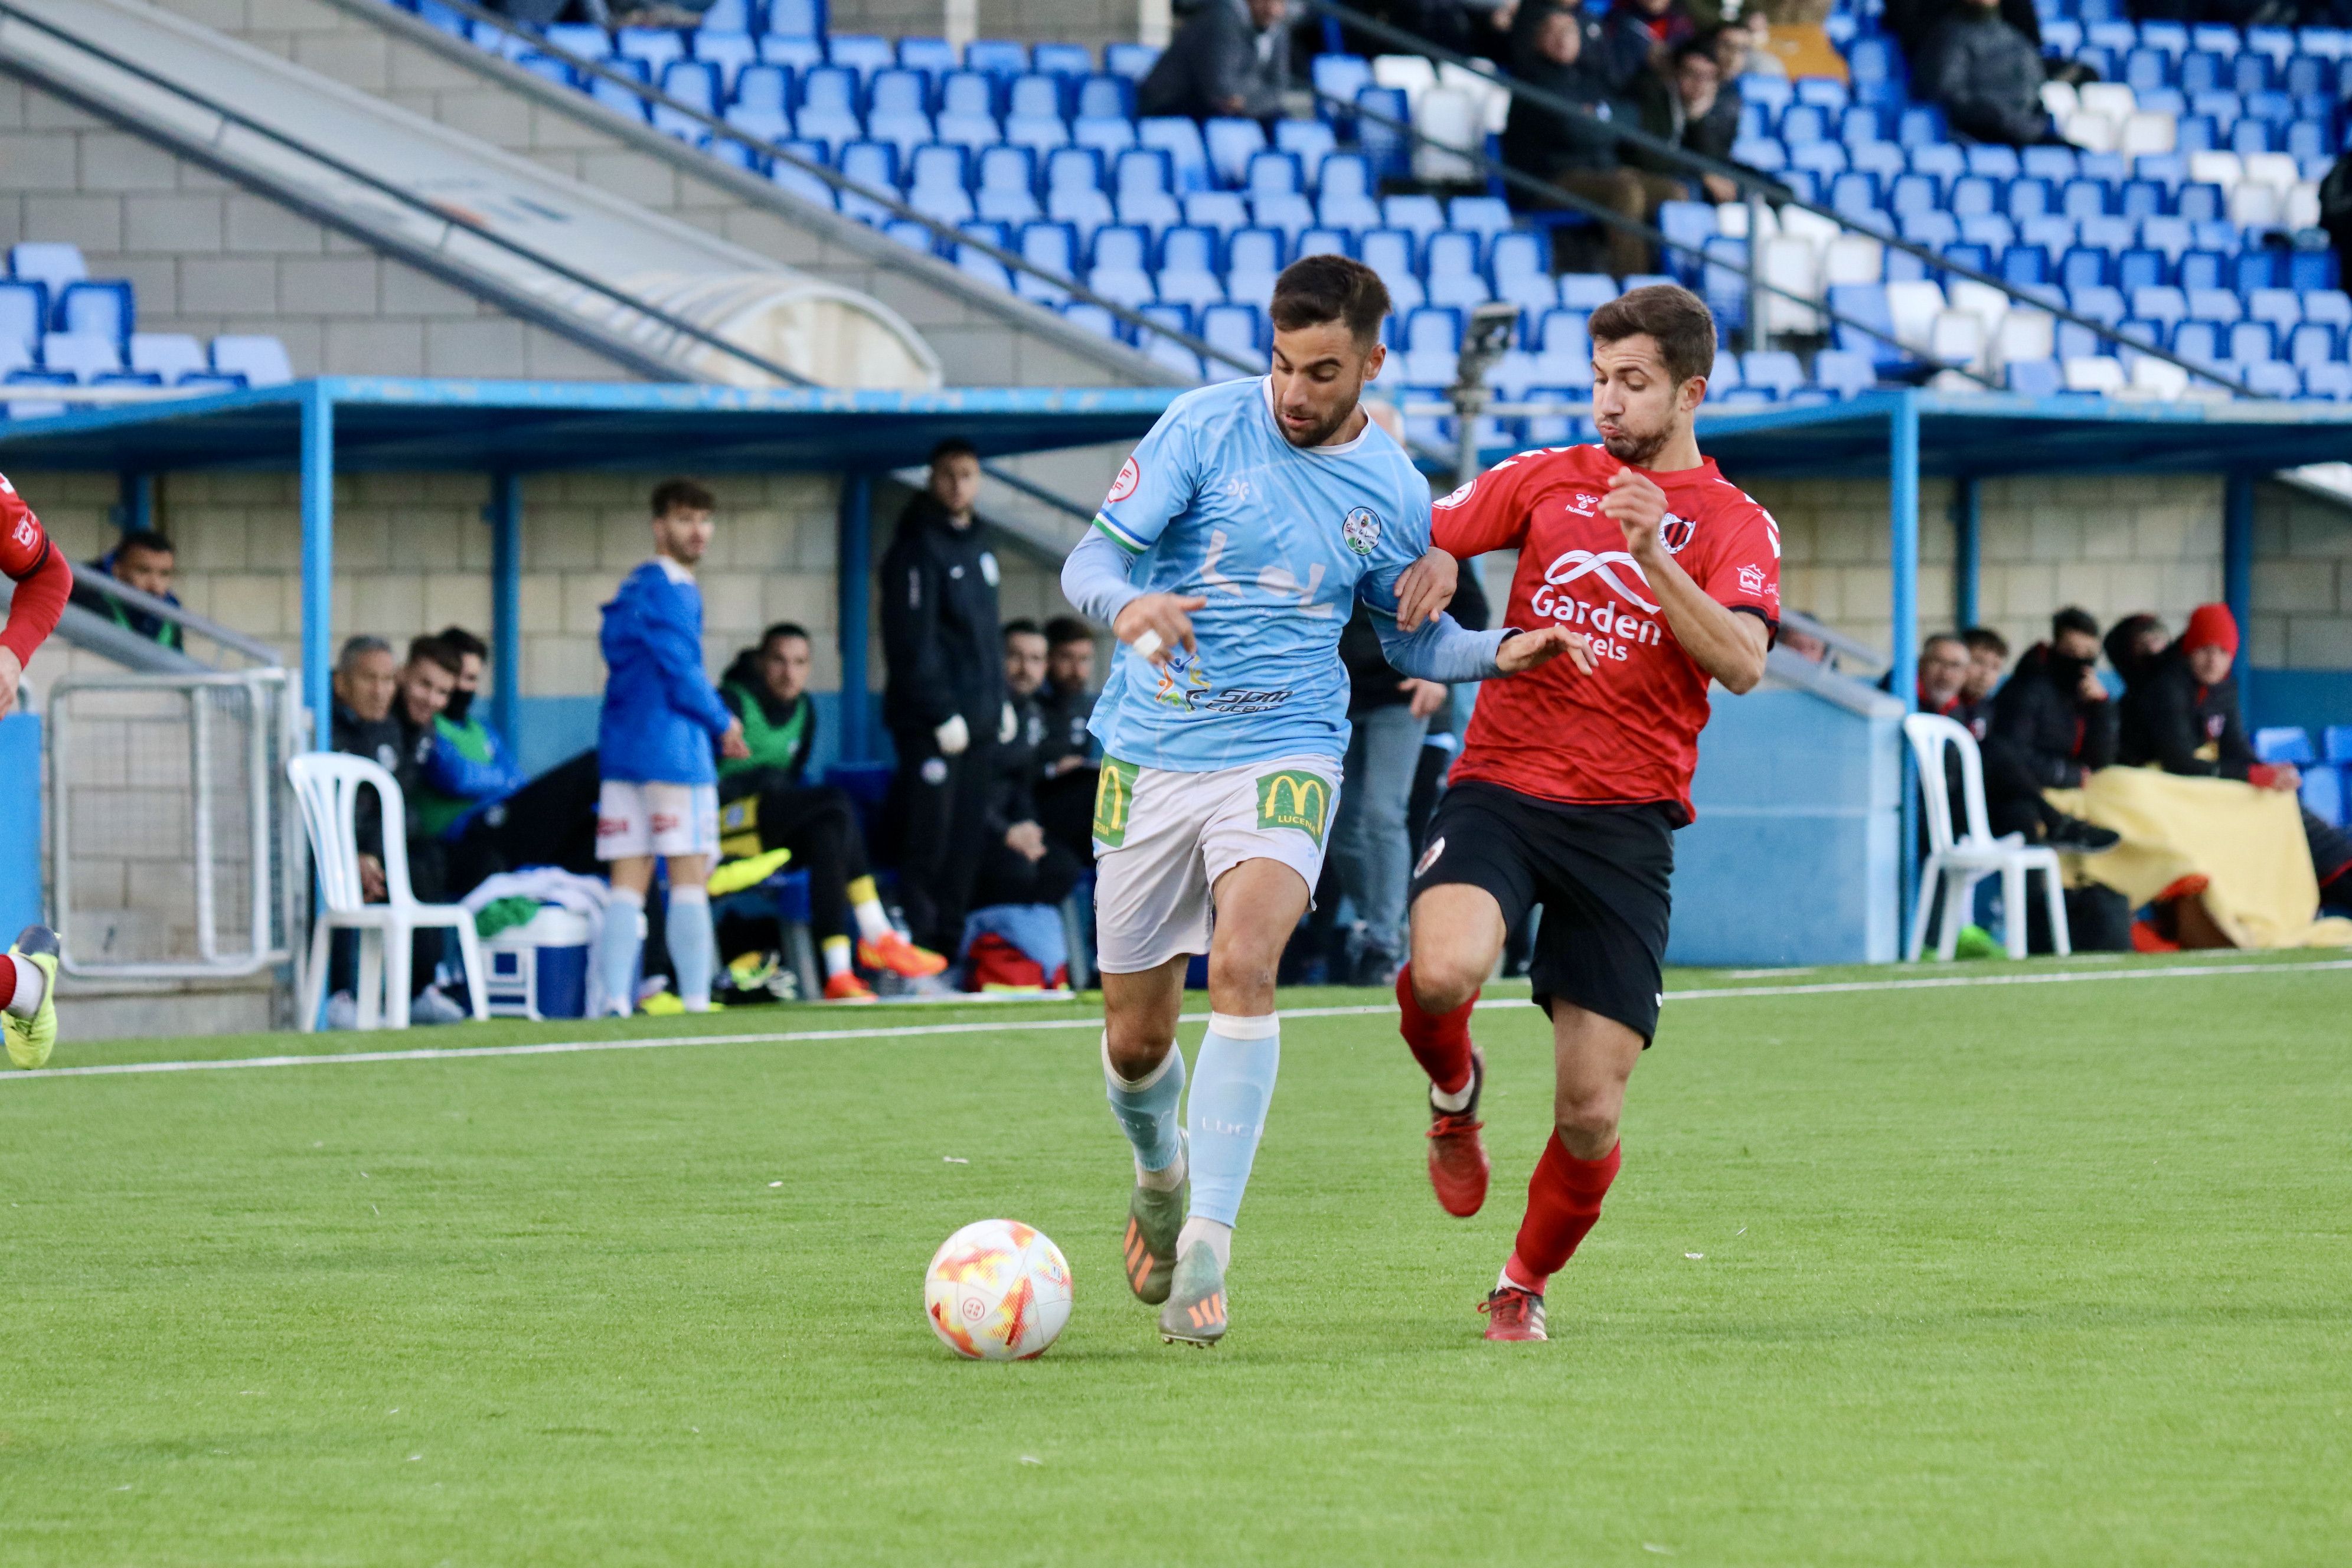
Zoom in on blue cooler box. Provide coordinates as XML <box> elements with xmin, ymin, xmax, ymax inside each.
<box><xmin>482</xmin><ymin>905</ymin><xmax>591</xmax><ymax>1020</ymax></box>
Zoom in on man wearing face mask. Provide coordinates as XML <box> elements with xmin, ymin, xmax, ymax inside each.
<box><xmin>1982</xmin><ymin>606</ymin><xmax>2121</xmax><ymax>852</ymax></box>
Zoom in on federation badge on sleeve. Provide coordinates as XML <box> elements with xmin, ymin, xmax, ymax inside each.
<box><xmin>1106</xmin><ymin>456</ymin><xmax>1140</xmax><ymax>504</ymax></box>
<box><xmin>1341</xmin><ymin>508</ymin><xmax>1381</xmax><ymax>556</ymax></box>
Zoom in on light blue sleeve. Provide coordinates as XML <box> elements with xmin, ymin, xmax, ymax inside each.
<box><xmin>1090</xmin><ymin>401</ymin><xmax>1201</xmax><ymax>556</ymax></box>
<box><xmin>1374</xmin><ymin>609</ymin><xmax>1510</xmax><ymax>683</ymax></box>
<box><xmin>1060</xmin><ymin>530</ymin><xmax>1145</xmax><ymax>626</ymax></box>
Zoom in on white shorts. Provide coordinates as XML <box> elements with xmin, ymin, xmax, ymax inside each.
<box><xmin>596</xmin><ymin>780</ymin><xmax>720</xmax><ymax>861</ymax></box>
<box><xmin>1091</xmin><ymin>754</ymin><xmax>1341</xmax><ymax>975</ymax></box>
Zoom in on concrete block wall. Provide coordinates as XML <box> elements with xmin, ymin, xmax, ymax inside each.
<box><xmin>140</xmin><ymin>0</ymin><xmax>1176</xmax><ymax>390</ymax></box>
<box><xmin>828</xmin><ymin>0</ymin><xmax>1144</xmax><ymax>50</ymax></box>
<box><xmin>1744</xmin><ymin>473</ymin><xmax>2229</xmax><ymax>659</ymax></box>
<box><xmin>0</xmin><ymin>74</ymin><xmax>626</xmax><ymax>380</ymax></box>
<box><xmin>2251</xmin><ymin>481</ymin><xmax>2352</xmax><ymax>669</ymax></box>
<box><xmin>11</xmin><ymin>466</ymin><xmax>1070</xmax><ymax>703</ymax></box>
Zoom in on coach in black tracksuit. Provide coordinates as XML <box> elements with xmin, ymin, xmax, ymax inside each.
<box><xmin>880</xmin><ymin>440</ymin><xmax>1005</xmax><ymax>952</ymax></box>
<box><xmin>1983</xmin><ymin>607</ymin><xmax>2118</xmax><ymax>848</ymax></box>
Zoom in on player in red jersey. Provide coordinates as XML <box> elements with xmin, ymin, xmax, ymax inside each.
<box><xmin>0</xmin><ymin>469</ymin><xmax>71</xmax><ymax>1067</ymax></box>
<box><xmin>1395</xmin><ymin>285</ymin><xmax>1780</xmax><ymax>1341</ymax></box>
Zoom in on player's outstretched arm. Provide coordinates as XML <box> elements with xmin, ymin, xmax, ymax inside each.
<box><xmin>1492</xmin><ymin>625</ymin><xmax>1594</xmax><ymax>676</ymax></box>
<box><xmin>1600</xmin><ymin>469</ymin><xmax>1769</xmax><ymax>694</ymax></box>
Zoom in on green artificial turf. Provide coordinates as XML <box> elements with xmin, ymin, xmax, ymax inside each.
<box><xmin>2</xmin><ymin>955</ymin><xmax>2347</xmax><ymax>1565</ymax></box>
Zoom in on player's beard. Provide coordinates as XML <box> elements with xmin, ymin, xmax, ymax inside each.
<box><xmin>1278</xmin><ymin>387</ymin><xmax>1361</xmax><ymax>449</ymax></box>
<box><xmin>1599</xmin><ymin>420</ymin><xmax>1671</xmax><ymax>467</ymax></box>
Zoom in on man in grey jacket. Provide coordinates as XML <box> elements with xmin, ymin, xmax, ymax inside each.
<box><xmin>1137</xmin><ymin>0</ymin><xmax>1291</xmax><ymax>123</ymax></box>
<box><xmin>1920</xmin><ymin>0</ymin><xmax>2056</xmax><ymax>147</ymax></box>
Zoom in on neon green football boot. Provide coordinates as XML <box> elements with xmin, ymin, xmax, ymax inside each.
<box><xmin>1122</xmin><ymin>1167</ymin><xmax>1188</xmax><ymax>1305</ymax></box>
<box><xmin>4</xmin><ymin>925</ymin><xmax>61</xmax><ymax>1070</ymax></box>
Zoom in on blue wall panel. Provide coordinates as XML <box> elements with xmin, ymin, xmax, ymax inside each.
<box><xmin>0</xmin><ymin>714</ymin><xmax>43</xmax><ymax>935</ymax></box>
<box><xmin>510</xmin><ymin>691</ymin><xmax>893</xmax><ymax>779</ymax></box>
<box><xmin>2243</xmin><ymin>667</ymin><xmax>2352</xmax><ymax>739</ymax></box>
<box><xmin>1667</xmin><ymin>690</ymin><xmax>1902</xmax><ymax>968</ymax></box>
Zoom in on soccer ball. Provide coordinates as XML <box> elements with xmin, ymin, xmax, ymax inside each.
<box><xmin>924</xmin><ymin>1219</ymin><xmax>1073</xmax><ymax>1361</ymax></box>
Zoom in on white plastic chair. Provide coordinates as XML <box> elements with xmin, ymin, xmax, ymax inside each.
<box><xmin>1903</xmin><ymin>713</ymin><xmax>2071</xmax><ymax>961</ymax></box>
<box><xmin>288</xmin><ymin>752</ymin><xmax>489</xmax><ymax>1031</ymax></box>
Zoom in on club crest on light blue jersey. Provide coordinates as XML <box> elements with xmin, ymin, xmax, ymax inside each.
<box><xmin>1086</xmin><ymin>377</ymin><xmax>1436</xmax><ymax>773</ymax></box>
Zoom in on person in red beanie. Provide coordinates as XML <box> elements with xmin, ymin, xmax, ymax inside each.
<box><xmin>2121</xmin><ymin>602</ymin><xmax>2352</xmax><ymax>906</ymax></box>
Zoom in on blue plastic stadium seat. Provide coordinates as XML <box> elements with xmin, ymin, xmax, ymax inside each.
<box><xmin>590</xmin><ymin>57</ymin><xmax>655</xmax><ymax>123</ymax></box>
<box><xmin>127</xmin><ymin>332</ymin><xmax>206</xmax><ymax>383</ymax></box>
<box><xmin>760</xmin><ymin>34</ymin><xmax>825</xmax><ymax>73</ymax></box>
<box><xmin>767</xmin><ymin>0</ymin><xmax>823</xmax><ymax>36</ymax></box>
<box><xmin>2254</xmin><ymin>727</ymin><xmax>2316</xmax><ymax>765</ymax></box>
<box><xmin>38</xmin><ymin>331</ymin><xmax>119</xmax><ymax>381</ymax></box>
<box><xmin>768</xmin><ymin>154</ymin><xmax>835</xmax><ymax>210</ymax></box>
<box><xmin>1014</xmin><ymin>221</ymin><xmax>1077</xmax><ymax>303</ymax></box>
<box><xmin>2287</xmin><ymin>321</ymin><xmax>2338</xmax><ymax>367</ymax></box>
<box><xmin>2006</xmin><ymin>357</ymin><xmax>2062</xmax><ymax>397</ymax></box>
<box><xmin>2227</xmin><ymin>319</ymin><xmax>2279</xmax><ymax>368</ymax></box>
<box><xmin>1201</xmin><ymin>301</ymin><xmax>1263</xmax><ymax>358</ymax></box>
<box><xmin>835</xmin><ymin>141</ymin><xmax>900</xmax><ymax>224</ymax></box>
<box><xmin>211</xmin><ymin>334</ymin><xmax>292</xmax><ymax>386</ymax></box>
<box><xmin>1104</xmin><ymin>43</ymin><xmax>1159</xmax><ymax>80</ymax></box>
<box><xmin>1203</xmin><ymin>118</ymin><xmax>1265</xmax><ymax>188</ymax></box>
<box><xmin>615</xmin><ymin>28</ymin><xmax>688</xmax><ymax>71</ymax></box>
<box><xmin>826</xmin><ymin>34</ymin><xmax>893</xmax><ymax>83</ymax></box>
<box><xmin>55</xmin><ymin>280</ymin><xmax>131</xmax><ymax>346</ymax></box>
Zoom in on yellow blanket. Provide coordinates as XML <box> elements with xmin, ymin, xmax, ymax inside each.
<box><xmin>2046</xmin><ymin>769</ymin><xmax>2352</xmax><ymax>950</ymax></box>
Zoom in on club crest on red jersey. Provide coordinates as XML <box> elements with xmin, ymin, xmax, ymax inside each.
<box><xmin>1659</xmin><ymin>512</ymin><xmax>1694</xmax><ymax>553</ymax></box>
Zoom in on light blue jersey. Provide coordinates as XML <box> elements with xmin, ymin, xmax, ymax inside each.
<box><xmin>1073</xmin><ymin>377</ymin><xmax>1489</xmax><ymax>774</ymax></box>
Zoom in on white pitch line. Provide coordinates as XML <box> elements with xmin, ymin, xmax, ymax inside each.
<box><xmin>4</xmin><ymin>958</ymin><xmax>2344</xmax><ymax>1084</ymax></box>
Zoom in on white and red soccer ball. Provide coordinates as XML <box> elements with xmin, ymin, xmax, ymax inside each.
<box><xmin>924</xmin><ymin>1219</ymin><xmax>1073</xmax><ymax>1361</ymax></box>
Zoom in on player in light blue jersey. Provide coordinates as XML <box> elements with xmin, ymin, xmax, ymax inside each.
<box><xmin>1061</xmin><ymin>257</ymin><xmax>1589</xmax><ymax>1346</ymax></box>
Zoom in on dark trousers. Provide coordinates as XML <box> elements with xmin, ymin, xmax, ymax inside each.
<box><xmin>445</xmin><ymin>750</ymin><xmax>606</xmax><ymax>895</ymax></box>
<box><xmin>1980</xmin><ymin>734</ymin><xmax>2067</xmax><ymax>841</ymax></box>
<box><xmin>749</xmin><ymin>783</ymin><xmax>871</xmax><ymax>941</ymax></box>
<box><xmin>329</xmin><ymin>834</ymin><xmax>447</xmax><ymax>1001</ymax></box>
<box><xmin>972</xmin><ymin>837</ymin><xmax>1084</xmax><ymax>913</ymax></box>
<box><xmin>886</xmin><ymin>726</ymin><xmax>996</xmax><ymax>951</ymax></box>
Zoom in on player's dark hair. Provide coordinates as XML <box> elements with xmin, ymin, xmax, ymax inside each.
<box><xmin>116</xmin><ymin>528</ymin><xmax>174</xmax><ymax>558</ymax></box>
<box><xmin>1673</xmin><ymin>33</ymin><xmax>1722</xmax><ymax>68</ymax></box>
<box><xmin>929</xmin><ymin>437</ymin><xmax>979</xmax><ymax>466</ymax></box>
<box><xmin>1588</xmin><ymin>283</ymin><xmax>1717</xmax><ymax>387</ymax></box>
<box><xmin>1044</xmin><ymin>615</ymin><xmax>1092</xmax><ymax>648</ymax></box>
<box><xmin>1962</xmin><ymin>625</ymin><xmax>2009</xmax><ymax>658</ymax></box>
<box><xmin>2052</xmin><ymin>605</ymin><xmax>2100</xmax><ymax>642</ymax></box>
<box><xmin>651</xmin><ymin>478</ymin><xmax>716</xmax><ymax>518</ymax></box>
<box><xmin>1270</xmin><ymin>254</ymin><xmax>1391</xmax><ymax>348</ymax></box>
<box><xmin>1001</xmin><ymin>618</ymin><xmax>1043</xmax><ymax>643</ymax></box>
<box><xmin>760</xmin><ymin>621</ymin><xmax>812</xmax><ymax>648</ymax></box>
<box><xmin>406</xmin><ymin>635</ymin><xmax>462</xmax><ymax>677</ymax></box>
<box><xmin>436</xmin><ymin>625</ymin><xmax>488</xmax><ymax>661</ymax></box>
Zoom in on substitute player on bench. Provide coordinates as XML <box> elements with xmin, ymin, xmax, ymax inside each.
<box><xmin>1396</xmin><ymin>284</ymin><xmax>1781</xmax><ymax>1342</ymax></box>
<box><xmin>1060</xmin><ymin>256</ymin><xmax>1587</xmax><ymax>1348</ymax></box>
<box><xmin>0</xmin><ymin>471</ymin><xmax>72</xmax><ymax>1067</ymax></box>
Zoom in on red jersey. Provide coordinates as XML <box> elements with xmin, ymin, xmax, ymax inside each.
<box><xmin>1</xmin><ymin>469</ymin><xmax>71</xmax><ymax>668</ymax></box>
<box><xmin>1432</xmin><ymin>445</ymin><xmax>1781</xmax><ymax>822</ymax></box>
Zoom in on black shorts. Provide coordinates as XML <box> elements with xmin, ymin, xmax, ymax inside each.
<box><xmin>1411</xmin><ymin>782</ymin><xmax>1677</xmax><ymax>1044</ymax></box>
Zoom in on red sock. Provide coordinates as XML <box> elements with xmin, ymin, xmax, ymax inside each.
<box><xmin>1502</xmin><ymin>1135</ymin><xmax>1621</xmax><ymax>1294</ymax></box>
<box><xmin>0</xmin><ymin>956</ymin><xmax>14</xmax><ymax>1011</ymax></box>
<box><xmin>1396</xmin><ymin>964</ymin><xmax>1475</xmax><ymax>1096</ymax></box>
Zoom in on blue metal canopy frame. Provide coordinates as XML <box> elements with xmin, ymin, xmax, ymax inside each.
<box><xmin>0</xmin><ymin>377</ymin><xmax>1180</xmax><ymax>753</ymax></box>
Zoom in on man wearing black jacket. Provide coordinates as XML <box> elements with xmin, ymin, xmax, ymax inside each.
<box><xmin>968</xmin><ymin>626</ymin><xmax>1084</xmax><ymax>915</ymax></box>
<box><xmin>1501</xmin><ymin>2</ymin><xmax>1680</xmax><ymax>277</ymax></box>
<box><xmin>1983</xmin><ymin>606</ymin><xmax>2120</xmax><ymax>850</ymax></box>
<box><xmin>879</xmin><ymin>439</ymin><xmax>1005</xmax><ymax>952</ymax></box>
<box><xmin>2119</xmin><ymin>603</ymin><xmax>2352</xmax><ymax>904</ymax></box>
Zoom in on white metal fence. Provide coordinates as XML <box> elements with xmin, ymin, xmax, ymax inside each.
<box><xmin>47</xmin><ymin>668</ymin><xmax>302</xmax><ymax>979</ymax></box>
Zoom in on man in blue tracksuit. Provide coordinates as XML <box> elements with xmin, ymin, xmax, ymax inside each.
<box><xmin>593</xmin><ymin>479</ymin><xmax>748</xmax><ymax>1015</ymax></box>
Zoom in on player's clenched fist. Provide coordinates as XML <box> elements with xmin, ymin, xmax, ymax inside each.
<box><xmin>1112</xmin><ymin>592</ymin><xmax>1207</xmax><ymax>667</ymax></box>
<box><xmin>1495</xmin><ymin>625</ymin><xmax>1595</xmax><ymax>677</ymax></box>
<box><xmin>1601</xmin><ymin>467</ymin><xmax>1671</xmax><ymax>563</ymax></box>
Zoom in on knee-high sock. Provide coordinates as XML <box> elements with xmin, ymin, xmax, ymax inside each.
<box><xmin>1184</xmin><ymin>1012</ymin><xmax>1280</xmax><ymax>1229</ymax></box>
<box><xmin>667</xmin><ymin>884</ymin><xmax>715</xmax><ymax>1011</ymax></box>
<box><xmin>1504</xmin><ymin>1135</ymin><xmax>1621</xmax><ymax>1294</ymax></box>
<box><xmin>596</xmin><ymin>886</ymin><xmax>646</xmax><ymax>1017</ymax></box>
<box><xmin>1397</xmin><ymin>964</ymin><xmax>1475</xmax><ymax>1097</ymax></box>
<box><xmin>1102</xmin><ymin>1033</ymin><xmax>1187</xmax><ymax>1177</ymax></box>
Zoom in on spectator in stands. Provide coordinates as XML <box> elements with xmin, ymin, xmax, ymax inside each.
<box><xmin>1956</xmin><ymin>625</ymin><xmax>2007</xmax><ymax>738</ymax></box>
<box><xmin>1034</xmin><ymin>616</ymin><xmax>1100</xmax><ymax>861</ymax></box>
<box><xmin>1917</xmin><ymin>632</ymin><xmax>1971</xmax><ymax>716</ymax></box>
<box><xmin>415</xmin><ymin>626</ymin><xmax>522</xmax><ymax>874</ymax></box>
<box><xmin>1886</xmin><ymin>0</ymin><xmax>2040</xmax><ymax>70</ymax></box>
<box><xmin>592</xmin><ymin>479</ymin><xmax>750</xmax><ymax>1018</ymax></box>
<box><xmin>1918</xmin><ymin>0</ymin><xmax>2060</xmax><ymax>148</ymax></box>
<box><xmin>1137</xmin><ymin>0</ymin><xmax>1292</xmax><ymax>124</ymax></box>
<box><xmin>714</xmin><ymin>622</ymin><xmax>946</xmax><ymax>1001</ymax></box>
<box><xmin>1634</xmin><ymin>35</ymin><xmax>1742</xmax><ymax>201</ymax></box>
<box><xmin>1596</xmin><ymin>0</ymin><xmax>1698</xmax><ymax>94</ymax></box>
<box><xmin>1325</xmin><ymin>601</ymin><xmax>1449</xmax><ymax>985</ymax></box>
<box><xmin>1982</xmin><ymin>606</ymin><xmax>2121</xmax><ymax>851</ymax></box>
<box><xmin>1502</xmin><ymin>2</ymin><xmax>1680</xmax><ymax>277</ymax></box>
<box><xmin>329</xmin><ymin>636</ymin><xmax>405</xmax><ymax>906</ymax></box>
<box><xmin>2119</xmin><ymin>603</ymin><xmax>2352</xmax><ymax>906</ymax></box>
<box><xmin>880</xmin><ymin>439</ymin><xmax>1004</xmax><ymax>954</ymax></box>
<box><xmin>2321</xmin><ymin>150</ymin><xmax>2352</xmax><ymax>303</ymax></box>
<box><xmin>69</xmin><ymin>529</ymin><xmax>182</xmax><ymax>650</ymax></box>
<box><xmin>1779</xmin><ymin>615</ymin><xmax>1830</xmax><ymax>664</ymax></box>
<box><xmin>2103</xmin><ymin>612</ymin><xmax>2170</xmax><ymax>695</ymax></box>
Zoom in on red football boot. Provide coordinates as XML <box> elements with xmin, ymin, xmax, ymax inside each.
<box><xmin>1426</xmin><ymin>1048</ymin><xmax>1490</xmax><ymax>1217</ymax></box>
<box><xmin>1478</xmin><ymin>1286</ymin><xmax>1547</xmax><ymax>1342</ymax></box>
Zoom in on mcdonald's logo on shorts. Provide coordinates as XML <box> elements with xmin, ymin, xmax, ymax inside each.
<box><xmin>1255</xmin><ymin>770</ymin><xmax>1331</xmax><ymax>845</ymax></box>
<box><xmin>1093</xmin><ymin>757</ymin><xmax>1139</xmax><ymax>847</ymax></box>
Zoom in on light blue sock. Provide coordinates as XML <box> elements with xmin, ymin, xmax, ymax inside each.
<box><xmin>667</xmin><ymin>886</ymin><xmax>716</xmax><ymax>1010</ymax></box>
<box><xmin>1103</xmin><ymin>1034</ymin><xmax>1187</xmax><ymax>1175</ymax></box>
<box><xmin>596</xmin><ymin>887</ymin><xmax>645</xmax><ymax>1016</ymax></box>
<box><xmin>1185</xmin><ymin>1012</ymin><xmax>1281</xmax><ymax>1228</ymax></box>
